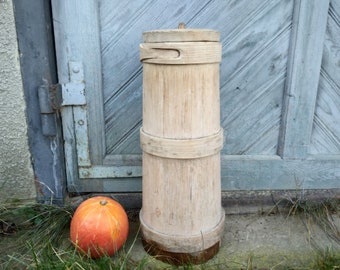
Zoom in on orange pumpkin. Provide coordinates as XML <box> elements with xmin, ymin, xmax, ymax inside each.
<box><xmin>70</xmin><ymin>196</ymin><xmax>129</xmax><ymax>258</ymax></box>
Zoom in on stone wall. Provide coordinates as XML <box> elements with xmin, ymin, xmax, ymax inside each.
<box><xmin>0</xmin><ymin>0</ymin><xmax>36</xmax><ymax>202</ymax></box>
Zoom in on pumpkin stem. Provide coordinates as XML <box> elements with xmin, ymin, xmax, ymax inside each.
<box><xmin>100</xmin><ymin>200</ymin><xmax>108</xmax><ymax>206</ymax></box>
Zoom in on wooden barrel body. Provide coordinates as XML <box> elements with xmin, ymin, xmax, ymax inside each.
<box><xmin>139</xmin><ymin>29</ymin><xmax>225</xmax><ymax>264</ymax></box>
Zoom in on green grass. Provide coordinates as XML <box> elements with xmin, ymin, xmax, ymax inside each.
<box><xmin>0</xmin><ymin>201</ymin><xmax>149</xmax><ymax>269</ymax></box>
<box><xmin>312</xmin><ymin>247</ymin><xmax>340</xmax><ymax>270</ymax></box>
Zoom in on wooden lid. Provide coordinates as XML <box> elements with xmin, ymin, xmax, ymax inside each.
<box><xmin>143</xmin><ymin>29</ymin><xmax>220</xmax><ymax>43</ymax></box>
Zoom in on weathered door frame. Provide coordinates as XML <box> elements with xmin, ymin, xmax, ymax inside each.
<box><xmin>13</xmin><ymin>0</ymin><xmax>66</xmax><ymax>204</ymax></box>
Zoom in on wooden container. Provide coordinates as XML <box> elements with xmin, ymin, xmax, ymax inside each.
<box><xmin>139</xmin><ymin>28</ymin><xmax>225</xmax><ymax>265</ymax></box>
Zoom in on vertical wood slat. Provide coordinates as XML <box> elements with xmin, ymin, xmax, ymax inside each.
<box><xmin>52</xmin><ymin>1</ymin><xmax>79</xmax><ymax>188</ymax></box>
<box><xmin>278</xmin><ymin>0</ymin><xmax>330</xmax><ymax>159</ymax></box>
<box><xmin>51</xmin><ymin>0</ymin><xmax>105</xmax><ymax>165</ymax></box>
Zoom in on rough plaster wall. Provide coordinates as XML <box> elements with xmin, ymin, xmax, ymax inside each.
<box><xmin>0</xmin><ymin>0</ymin><xmax>36</xmax><ymax>202</ymax></box>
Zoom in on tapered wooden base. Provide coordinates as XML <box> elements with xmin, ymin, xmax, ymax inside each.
<box><xmin>142</xmin><ymin>238</ymin><xmax>221</xmax><ymax>266</ymax></box>
<box><xmin>140</xmin><ymin>209</ymin><xmax>225</xmax><ymax>265</ymax></box>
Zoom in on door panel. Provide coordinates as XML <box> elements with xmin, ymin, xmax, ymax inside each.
<box><xmin>310</xmin><ymin>1</ymin><xmax>340</xmax><ymax>154</ymax></box>
<box><xmin>52</xmin><ymin>0</ymin><xmax>340</xmax><ymax>193</ymax></box>
<box><xmin>100</xmin><ymin>0</ymin><xmax>212</xmax><ymax>155</ymax></box>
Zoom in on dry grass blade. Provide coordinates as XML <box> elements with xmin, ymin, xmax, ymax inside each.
<box><xmin>0</xmin><ymin>202</ymin><xmax>73</xmax><ymax>268</ymax></box>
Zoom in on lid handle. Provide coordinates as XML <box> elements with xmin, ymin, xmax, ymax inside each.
<box><xmin>140</xmin><ymin>43</ymin><xmax>221</xmax><ymax>64</ymax></box>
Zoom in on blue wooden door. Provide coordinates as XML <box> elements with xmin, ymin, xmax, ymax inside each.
<box><xmin>52</xmin><ymin>0</ymin><xmax>340</xmax><ymax>193</ymax></box>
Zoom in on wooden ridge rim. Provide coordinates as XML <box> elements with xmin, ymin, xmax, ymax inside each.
<box><xmin>142</xmin><ymin>29</ymin><xmax>220</xmax><ymax>43</ymax></box>
<box><xmin>140</xmin><ymin>128</ymin><xmax>224</xmax><ymax>159</ymax></box>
